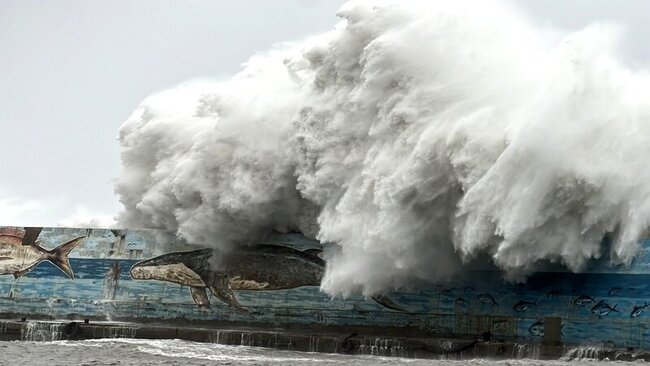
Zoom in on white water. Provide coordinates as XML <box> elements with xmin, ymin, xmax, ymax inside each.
<box><xmin>116</xmin><ymin>0</ymin><xmax>650</xmax><ymax>298</ymax></box>
<box><xmin>15</xmin><ymin>321</ymin><xmax>138</xmax><ymax>341</ymax></box>
<box><xmin>562</xmin><ymin>346</ymin><xmax>603</xmax><ymax>361</ymax></box>
<box><xmin>0</xmin><ymin>338</ymin><xmax>638</xmax><ymax>365</ymax></box>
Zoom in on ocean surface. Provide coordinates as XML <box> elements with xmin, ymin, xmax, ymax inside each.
<box><xmin>0</xmin><ymin>338</ymin><xmax>643</xmax><ymax>366</ymax></box>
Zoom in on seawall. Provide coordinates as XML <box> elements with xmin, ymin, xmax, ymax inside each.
<box><xmin>2</xmin><ymin>226</ymin><xmax>650</xmax><ymax>357</ymax></box>
<box><xmin>1</xmin><ymin>318</ymin><xmax>647</xmax><ymax>361</ymax></box>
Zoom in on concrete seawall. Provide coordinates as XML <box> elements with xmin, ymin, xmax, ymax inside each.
<box><xmin>1</xmin><ymin>318</ymin><xmax>648</xmax><ymax>361</ymax></box>
<box><xmin>2</xmin><ymin>227</ymin><xmax>650</xmax><ymax>359</ymax></box>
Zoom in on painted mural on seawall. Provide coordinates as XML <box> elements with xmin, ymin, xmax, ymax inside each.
<box><xmin>1</xmin><ymin>226</ymin><xmax>650</xmax><ymax>348</ymax></box>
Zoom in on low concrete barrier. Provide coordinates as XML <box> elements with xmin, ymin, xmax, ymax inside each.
<box><xmin>2</xmin><ymin>317</ymin><xmax>649</xmax><ymax>361</ymax></box>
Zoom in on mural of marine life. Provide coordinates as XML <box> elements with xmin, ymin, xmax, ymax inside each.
<box><xmin>513</xmin><ymin>299</ymin><xmax>537</xmax><ymax>312</ymax></box>
<box><xmin>573</xmin><ymin>294</ymin><xmax>595</xmax><ymax>307</ymax></box>
<box><xmin>591</xmin><ymin>300</ymin><xmax>618</xmax><ymax>318</ymax></box>
<box><xmin>103</xmin><ymin>262</ymin><xmax>121</xmax><ymax>300</ymax></box>
<box><xmin>608</xmin><ymin>287</ymin><xmax>622</xmax><ymax>296</ymax></box>
<box><xmin>454</xmin><ymin>297</ymin><xmax>468</xmax><ymax>306</ymax></box>
<box><xmin>528</xmin><ymin>319</ymin><xmax>566</xmax><ymax>337</ymax></box>
<box><xmin>491</xmin><ymin>319</ymin><xmax>510</xmax><ymax>333</ymax></box>
<box><xmin>546</xmin><ymin>290</ymin><xmax>561</xmax><ymax>298</ymax></box>
<box><xmin>477</xmin><ymin>293</ymin><xmax>498</xmax><ymax>306</ymax></box>
<box><xmin>129</xmin><ymin>244</ymin><xmax>409</xmax><ymax>312</ymax></box>
<box><xmin>631</xmin><ymin>302</ymin><xmax>650</xmax><ymax>318</ymax></box>
<box><xmin>0</xmin><ymin>227</ymin><xmax>84</xmax><ymax>279</ymax></box>
<box><xmin>440</xmin><ymin>287</ymin><xmax>457</xmax><ymax>296</ymax></box>
<box><xmin>4</xmin><ymin>225</ymin><xmax>650</xmax><ymax>349</ymax></box>
<box><xmin>528</xmin><ymin>319</ymin><xmax>544</xmax><ymax>336</ymax></box>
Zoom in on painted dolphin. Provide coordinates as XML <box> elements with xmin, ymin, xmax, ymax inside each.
<box><xmin>0</xmin><ymin>227</ymin><xmax>84</xmax><ymax>279</ymax></box>
<box><xmin>129</xmin><ymin>245</ymin><xmax>409</xmax><ymax>312</ymax></box>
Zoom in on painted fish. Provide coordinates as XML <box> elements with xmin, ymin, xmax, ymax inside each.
<box><xmin>513</xmin><ymin>299</ymin><xmax>537</xmax><ymax>312</ymax></box>
<box><xmin>591</xmin><ymin>300</ymin><xmax>618</xmax><ymax>318</ymax></box>
<box><xmin>455</xmin><ymin>297</ymin><xmax>468</xmax><ymax>306</ymax></box>
<box><xmin>573</xmin><ymin>294</ymin><xmax>595</xmax><ymax>307</ymax></box>
<box><xmin>546</xmin><ymin>290</ymin><xmax>562</xmax><ymax>298</ymax></box>
<box><xmin>528</xmin><ymin>320</ymin><xmax>567</xmax><ymax>337</ymax></box>
<box><xmin>0</xmin><ymin>227</ymin><xmax>84</xmax><ymax>279</ymax></box>
<box><xmin>630</xmin><ymin>302</ymin><xmax>650</xmax><ymax>318</ymax></box>
<box><xmin>477</xmin><ymin>293</ymin><xmax>498</xmax><ymax>306</ymax></box>
<box><xmin>528</xmin><ymin>319</ymin><xmax>544</xmax><ymax>337</ymax></box>
<box><xmin>608</xmin><ymin>287</ymin><xmax>622</xmax><ymax>296</ymax></box>
<box><xmin>440</xmin><ymin>288</ymin><xmax>456</xmax><ymax>295</ymax></box>
<box><xmin>492</xmin><ymin>319</ymin><xmax>510</xmax><ymax>333</ymax></box>
<box><xmin>130</xmin><ymin>245</ymin><xmax>409</xmax><ymax>312</ymax></box>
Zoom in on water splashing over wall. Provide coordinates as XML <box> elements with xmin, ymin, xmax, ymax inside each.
<box><xmin>20</xmin><ymin>321</ymin><xmax>64</xmax><ymax>341</ymax></box>
<box><xmin>116</xmin><ymin>0</ymin><xmax>650</xmax><ymax>297</ymax></box>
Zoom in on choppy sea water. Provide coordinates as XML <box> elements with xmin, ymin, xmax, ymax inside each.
<box><xmin>0</xmin><ymin>339</ymin><xmax>644</xmax><ymax>366</ymax></box>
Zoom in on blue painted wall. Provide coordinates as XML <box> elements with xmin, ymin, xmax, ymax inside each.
<box><xmin>1</xmin><ymin>226</ymin><xmax>650</xmax><ymax>348</ymax></box>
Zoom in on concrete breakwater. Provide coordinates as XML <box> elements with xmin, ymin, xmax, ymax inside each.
<box><xmin>3</xmin><ymin>226</ymin><xmax>650</xmax><ymax>360</ymax></box>
<box><xmin>2</xmin><ymin>227</ymin><xmax>650</xmax><ymax>350</ymax></box>
<box><xmin>0</xmin><ymin>318</ymin><xmax>646</xmax><ymax>361</ymax></box>
<box><xmin>0</xmin><ymin>319</ymin><xmax>475</xmax><ymax>358</ymax></box>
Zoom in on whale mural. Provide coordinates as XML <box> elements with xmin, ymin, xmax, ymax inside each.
<box><xmin>129</xmin><ymin>245</ymin><xmax>409</xmax><ymax>312</ymax></box>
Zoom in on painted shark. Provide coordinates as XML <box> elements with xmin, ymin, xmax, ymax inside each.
<box><xmin>0</xmin><ymin>227</ymin><xmax>84</xmax><ymax>279</ymax></box>
<box><xmin>129</xmin><ymin>244</ymin><xmax>409</xmax><ymax>312</ymax></box>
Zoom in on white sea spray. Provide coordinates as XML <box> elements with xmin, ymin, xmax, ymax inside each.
<box><xmin>116</xmin><ymin>0</ymin><xmax>650</xmax><ymax>297</ymax></box>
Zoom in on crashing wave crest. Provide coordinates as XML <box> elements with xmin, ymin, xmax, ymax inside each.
<box><xmin>116</xmin><ymin>0</ymin><xmax>650</xmax><ymax>297</ymax></box>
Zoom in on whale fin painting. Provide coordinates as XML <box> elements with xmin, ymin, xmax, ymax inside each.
<box><xmin>202</xmin><ymin>271</ymin><xmax>248</xmax><ymax>312</ymax></box>
<box><xmin>189</xmin><ymin>286</ymin><xmax>210</xmax><ymax>308</ymax></box>
<box><xmin>0</xmin><ymin>227</ymin><xmax>84</xmax><ymax>279</ymax></box>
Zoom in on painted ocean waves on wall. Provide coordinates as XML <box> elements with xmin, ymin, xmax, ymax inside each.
<box><xmin>2</xmin><ymin>226</ymin><xmax>650</xmax><ymax>348</ymax></box>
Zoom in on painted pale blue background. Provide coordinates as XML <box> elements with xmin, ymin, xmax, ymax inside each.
<box><xmin>3</xmin><ymin>227</ymin><xmax>650</xmax><ymax>349</ymax></box>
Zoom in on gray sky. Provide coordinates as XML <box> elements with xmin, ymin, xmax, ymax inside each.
<box><xmin>0</xmin><ymin>0</ymin><xmax>343</xmax><ymax>226</ymax></box>
<box><xmin>0</xmin><ymin>0</ymin><xmax>649</xmax><ymax>227</ymax></box>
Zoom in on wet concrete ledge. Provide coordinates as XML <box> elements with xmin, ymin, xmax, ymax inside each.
<box><xmin>0</xmin><ymin>318</ymin><xmax>648</xmax><ymax>361</ymax></box>
<box><xmin>0</xmin><ymin>318</ymin><xmax>477</xmax><ymax>358</ymax></box>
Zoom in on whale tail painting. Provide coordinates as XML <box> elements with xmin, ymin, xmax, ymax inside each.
<box><xmin>0</xmin><ymin>227</ymin><xmax>85</xmax><ymax>279</ymax></box>
<box><xmin>44</xmin><ymin>236</ymin><xmax>85</xmax><ymax>279</ymax></box>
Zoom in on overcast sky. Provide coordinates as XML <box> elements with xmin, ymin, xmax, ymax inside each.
<box><xmin>1</xmin><ymin>0</ymin><xmax>649</xmax><ymax>227</ymax></box>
